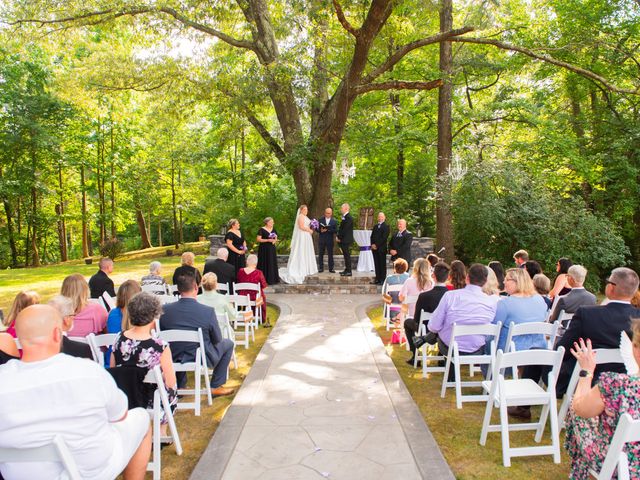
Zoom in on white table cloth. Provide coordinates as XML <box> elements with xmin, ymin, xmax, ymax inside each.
<box><xmin>353</xmin><ymin>229</ymin><xmax>375</xmax><ymax>272</ymax></box>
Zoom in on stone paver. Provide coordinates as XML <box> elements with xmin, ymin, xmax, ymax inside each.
<box><xmin>190</xmin><ymin>294</ymin><xmax>454</xmax><ymax>480</ymax></box>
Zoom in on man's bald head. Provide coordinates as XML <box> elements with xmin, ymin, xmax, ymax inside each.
<box><xmin>15</xmin><ymin>305</ymin><xmax>63</xmax><ymax>352</ymax></box>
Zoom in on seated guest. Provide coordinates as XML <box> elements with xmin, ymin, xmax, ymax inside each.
<box><xmin>524</xmin><ymin>260</ymin><xmax>542</xmax><ymax>279</ymax></box>
<box><xmin>3</xmin><ymin>290</ymin><xmax>40</xmax><ymax>338</ymax></box>
<box><xmin>108</xmin><ymin>280</ymin><xmax>142</xmax><ymax>333</ymax></box>
<box><xmin>384</xmin><ymin>258</ymin><xmax>410</xmax><ymax>320</ymax></box>
<box><xmin>48</xmin><ymin>295</ymin><xmax>94</xmax><ymax>360</ymax></box>
<box><xmin>426</xmin><ymin>253</ymin><xmax>440</xmax><ymax>268</ymax></box>
<box><xmin>532</xmin><ymin>273</ymin><xmax>553</xmax><ymax>309</ymax></box>
<box><xmin>513</xmin><ymin>249</ymin><xmax>529</xmax><ymax>268</ymax></box>
<box><xmin>172</xmin><ymin>251</ymin><xmax>202</xmax><ymax>286</ymax></box>
<box><xmin>482</xmin><ymin>267</ymin><xmax>501</xmax><ymax>297</ymax></box>
<box><xmin>203</xmin><ymin>247</ymin><xmax>236</xmax><ymax>290</ymax></box>
<box><xmin>404</xmin><ymin>262</ymin><xmax>450</xmax><ymax>364</ymax></box>
<box><xmin>111</xmin><ymin>293</ymin><xmax>177</xmax><ymax>436</ymax></box>
<box><xmin>492</xmin><ymin>268</ymin><xmax>548</xmax><ymax>353</ymax></box>
<box><xmin>89</xmin><ymin>257</ymin><xmax>116</xmax><ymax>299</ymax></box>
<box><xmin>548</xmin><ymin>265</ymin><xmax>597</xmax><ymax>322</ymax></box>
<box><xmin>399</xmin><ymin>259</ymin><xmax>433</xmax><ymax>320</ymax></box>
<box><xmin>447</xmin><ymin>260</ymin><xmax>466</xmax><ymax>290</ymax></box>
<box><xmin>428</xmin><ymin>264</ymin><xmax>499</xmax><ymax>368</ymax></box>
<box><xmin>488</xmin><ymin>261</ymin><xmax>506</xmax><ymax>294</ymax></box>
<box><xmin>140</xmin><ymin>261</ymin><xmax>167</xmax><ymax>294</ymax></box>
<box><xmin>237</xmin><ymin>254</ymin><xmax>270</xmax><ymax>327</ymax></box>
<box><xmin>512</xmin><ymin>267</ymin><xmax>640</xmax><ymax>419</ymax></box>
<box><xmin>160</xmin><ymin>273</ymin><xmax>235</xmax><ymax>397</ymax></box>
<box><xmin>550</xmin><ymin>257</ymin><xmax>573</xmax><ymax>299</ymax></box>
<box><xmin>198</xmin><ymin>273</ymin><xmax>238</xmax><ymax>331</ymax></box>
<box><xmin>0</xmin><ymin>333</ymin><xmax>19</xmax><ymax>365</ymax></box>
<box><xmin>0</xmin><ymin>305</ymin><xmax>151</xmax><ymax>480</ymax></box>
<box><xmin>61</xmin><ymin>274</ymin><xmax>108</xmax><ymax>337</ymax></box>
<box><xmin>565</xmin><ymin>332</ymin><xmax>640</xmax><ymax>479</ymax></box>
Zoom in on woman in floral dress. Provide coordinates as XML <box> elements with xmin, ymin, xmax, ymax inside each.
<box><xmin>111</xmin><ymin>292</ymin><xmax>177</xmax><ymax>435</ymax></box>
<box><xmin>565</xmin><ymin>329</ymin><xmax>640</xmax><ymax>479</ymax></box>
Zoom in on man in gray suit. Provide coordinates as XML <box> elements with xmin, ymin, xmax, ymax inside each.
<box><xmin>549</xmin><ymin>264</ymin><xmax>597</xmax><ymax>322</ymax></box>
<box><xmin>160</xmin><ymin>273</ymin><xmax>235</xmax><ymax>397</ymax></box>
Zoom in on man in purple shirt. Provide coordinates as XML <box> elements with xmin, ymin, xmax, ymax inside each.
<box><xmin>428</xmin><ymin>264</ymin><xmax>499</xmax><ymax>366</ymax></box>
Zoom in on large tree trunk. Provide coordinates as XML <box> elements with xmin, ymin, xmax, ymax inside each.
<box><xmin>80</xmin><ymin>164</ymin><xmax>90</xmax><ymax>258</ymax></box>
<box><xmin>170</xmin><ymin>156</ymin><xmax>179</xmax><ymax>249</ymax></box>
<box><xmin>56</xmin><ymin>162</ymin><xmax>68</xmax><ymax>262</ymax></box>
<box><xmin>0</xmin><ymin>167</ymin><xmax>18</xmax><ymax>266</ymax></box>
<box><xmin>29</xmin><ymin>147</ymin><xmax>40</xmax><ymax>267</ymax></box>
<box><xmin>436</xmin><ymin>0</ymin><xmax>455</xmax><ymax>261</ymax></box>
<box><xmin>135</xmin><ymin>206</ymin><xmax>152</xmax><ymax>249</ymax></box>
<box><xmin>390</xmin><ymin>93</ymin><xmax>405</xmax><ymax>197</ymax></box>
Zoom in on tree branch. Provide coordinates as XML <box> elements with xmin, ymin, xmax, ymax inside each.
<box><xmin>10</xmin><ymin>6</ymin><xmax>256</xmax><ymax>52</ymax></box>
<box><xmin>242</xmin><ymin>111</ymin><xmax>286</xmax><ymax>162</ymax></box>
<box><xmin>352</xmin><ymin>79</ymin><xmax>443</xmax><ymax>94</ymax></box>
<box><xmin>332</xmin><ymin>0</ymin><xmax>359</xmax><ymax>37</ymax></box>
<box><xmin>451</xmin><ymin>37</ymin><xmax>639</xmax><ymax>95</ymax></box>
<box><xmin>362</xmin><ymin>27</ymin><xmax>474</xmax><ymax>83</ymax></box>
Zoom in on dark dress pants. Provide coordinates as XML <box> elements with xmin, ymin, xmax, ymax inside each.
<box><xmin>341</xmin><ymin>242</ymin><xmax>352</xmax><ymax>273</ymax></box>
<box><xmin>318</xmin><ymin>236</ymin><xmax>334</xmax><ymax>271</ymax></box>
<box><xmin>373</xmin><ymin>248</ymin><xmax>386</xmax><ymax>282</ymax></box>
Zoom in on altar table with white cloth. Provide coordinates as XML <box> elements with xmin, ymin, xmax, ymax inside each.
<box><xmin>353</xmin><ymin>229</ymin><xmax>375</xmax><ymax>272</ymax></box>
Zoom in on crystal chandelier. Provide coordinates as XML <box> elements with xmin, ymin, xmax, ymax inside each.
<box><xmin>338</xmin><ymin>158</ymin><xmax>356</xmax><ymax>185</ymax></box>
<box><xmin>447</xmin><ymin>155</ymin><xmax>467</xmax><ymax>182</ymax></box>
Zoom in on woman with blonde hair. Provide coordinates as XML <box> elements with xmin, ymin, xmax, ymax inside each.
<box><xmin>3</xmin><ymin>291</ymin><xmax>40</xmax><ymax>338</ymax></box>
<box><xmin>198</xmin><ymin>273</ymin><xmax>238</xmax><ymax>331</ymax></box>
<box><xmin>60</xmin><ymin>274</ymin><xmax>108</xmax><ymax>337</ymax></box>
<box><xmin>399</xmin><ymin>258</ymin><xmax>433</xmax><ymax>319</ymax></box>
<box><xmin>482</xmin><ymin>267</ymin><xmax>501</xmax><ymax>296</ymax></box>
<box><xmin>172</xmin><ymin>251</ymin><xmax>202</xmax><ymax>286</ymax></box>
<box><xmin>107</xmin><ymin>280</ymin><xmax>142</xmax><ymax>333</ymax></box>
<box><xmin>491</xmin><ymin>268</ymin><xmax>547</xmax><ymax>352</ymax></box>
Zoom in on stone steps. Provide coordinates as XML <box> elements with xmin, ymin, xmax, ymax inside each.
<box><xmin>265</xmin><ymin>271</ymin><xmax>382</xmax><ymax>295</ymax></box>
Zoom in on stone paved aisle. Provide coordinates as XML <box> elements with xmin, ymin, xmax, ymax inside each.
<box><xmin>190</xmin><ymin>294</ymin><xmax>454</xmax><ymax>480</ymax></box>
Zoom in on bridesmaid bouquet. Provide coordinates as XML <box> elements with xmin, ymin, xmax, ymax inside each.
<box><xmin>309</xmin><ymin>219</ymin><xmax>320</xmax><ymax>231</ymax></box>
<box><xmin>268</xmin><ymin>232</ymin><xmax>277</xmax><ymax>239</ymax></box>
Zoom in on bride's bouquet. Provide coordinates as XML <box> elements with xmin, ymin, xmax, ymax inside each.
<box><xmin>309</xmin><ymin>219</ymin><xmax>320</xmax><ymax>231</ymax></box>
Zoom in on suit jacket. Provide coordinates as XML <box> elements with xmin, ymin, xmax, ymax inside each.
<box><xmin>414</xmin><ymin>286</ymin><xmax>448</xmax><ymax>323</ymax></box>
<box><xmin>389</xmin><ymin>230</ymin><xmax>413</xmax><ymax>264</ymax></box>
<box><xmin>89</xmin><ymin>270</ymin><xmax>116</xmax><ymax>299</ymax></box>
<box><xmin>61</xmin><ymin>335</ymin><xmax>94</xmax><ymax>360</ymax></box>
<box><xmin>556</xmin><ymin>302</ymin><xmax>640</xmax><ymax>395</ymax></box>
<box><xmin>203</xmin><ymin>259</ymin><xmax>236</xmax><ymax>288</ymax></box>
<box><xmin>172</xmin><ymin>265</ymin><xmax>202</xmax><ymax>286</ymax></box>
<box><xmin>337</xmin><ymin>212</ymin><xmax>354</xmax><ymax>245</ymax></box>
<box><xmin>160</xmin><ymin>298</ymin><xmax>225</xmax><ymax>368</ymax></box>
<box><xmin>549</xmin><ymin>288</ymin><xmax>597</xmax><ymax>322</ymax></box>
<box><xmin>370</xmin><ymin>222</ymin><xmax>390</xmax><ymax>253</ymax></box>
<box><xmin>318</xmin><ymin>217</ymin><xmax>337</xmax><ymax>242</ymax></box>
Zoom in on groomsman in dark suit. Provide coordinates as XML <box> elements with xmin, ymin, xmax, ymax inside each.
<box><xmin>370</xmin><ymin>212</ymin><xmax>389</xmax><ymax>285</ymax></box>
<box><xmin>318</xmin><ymin>207</ymin><xmax>337</xmax><ymax>273</ymax></box>
<box><xmin>337</xmin><ymin>203</ymin><xmax>354</xmax><ymax>276</ymax></box>
<box><xmin>389</xmin><ymin>219</ymin><xmax>413</xmax><ymax>265</ymax></box>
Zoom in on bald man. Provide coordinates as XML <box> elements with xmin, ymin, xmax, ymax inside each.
<box><xmin>0</xmin><ymin>305</ymin><xmax>151</xmax><ymax>480</ymax></box>
<box><xmin>337</xmin><ymin>203</ymin><xmax>354</xmax><ymax>276</ymax></box>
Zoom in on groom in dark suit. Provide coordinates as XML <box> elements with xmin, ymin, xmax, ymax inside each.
<box><xmin>370</xmin><ymin>212</ymin><xmax>390</xmax><ymax>285</ymax></box>
<box><xmin>389</xmin><ymin>219</ymin><xmax>413</xmax><ymax>265</ymax></box>
<box><xmin>337</xmin><ymin>203</ymin><xmax>354</xmax><ymax>276</ymax></box>
<box><xmin>318</xmin><ymin>207</ymin><xmax>337</xmax><ymax>273</ymax></box>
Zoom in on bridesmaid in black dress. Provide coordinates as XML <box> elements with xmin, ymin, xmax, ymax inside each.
<box><xmin>225</xmin><ymin>219</ymin><xmax>247</xmax><ymax>274</ymax></box>
<box><xmin>257</xmin><ymin>217</ymin><xmax>280</xmax><ymax>285</ymax></box>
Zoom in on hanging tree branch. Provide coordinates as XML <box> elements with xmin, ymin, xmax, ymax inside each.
<box><xmin>332</xmin><ymin>0</ymin><xmax>359</xmax><ymax>37</ymax></box>
<box><xmin>450</xmin><ymin>36</ymin><xmax>639</xmax><ymax>95</ymax></box>
<box><xmin>352</xmin><ymin>79</ymin><xmax>444</xmax><ymax>94</ymax></box>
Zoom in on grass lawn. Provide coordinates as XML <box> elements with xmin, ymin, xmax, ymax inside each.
<box><xmin>0</xmin><ymin>242</ymin><xmax>210</xmax><ymax>312</ymax></box>
<box><xmin>367</xmin><ymin>306</ymin><xmax>571</xmax><ymax>480</ymax></box>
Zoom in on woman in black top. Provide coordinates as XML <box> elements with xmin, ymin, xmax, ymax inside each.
<box><xmin>0</xmin><ymin>332</ymin><xmax>19</xmax><ymax>365</ymax></box>
<box><xmin>225</xmin><ymin>218</ymin><xmax>247</xmax><ymax>273</ymax></box>
<box><xmin>257</xmin><ymin>217</ymin><xmax>280</xmax><ymax>285</ymax></box>
<box><xmin>172</xmin><ymin>251</ymin><xmax>202</xmax><ymax>285</ymax></box>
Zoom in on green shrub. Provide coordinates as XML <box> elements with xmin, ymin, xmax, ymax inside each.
<box><xmin>99</xmin><ymin>237</ymin><xmax>126</xmax><ymax>261</ymax></box>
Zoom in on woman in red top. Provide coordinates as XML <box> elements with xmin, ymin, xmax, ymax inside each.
<box><xmin>237</xmin><ymin>254</ymin><xmax>270</xmax><ymax>327</ymax></box>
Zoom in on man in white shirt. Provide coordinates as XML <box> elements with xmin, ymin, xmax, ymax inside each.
<box><xmin>0</xmin><ymin>305</ymin><xmax>151</xmax><ymax>480</ymax></box>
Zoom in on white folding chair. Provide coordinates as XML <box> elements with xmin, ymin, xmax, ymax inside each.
<box><xmin>87</xmin><ymin>333</ymin><xmax>118</xmax><ymax>364</ymax></box>
<box><xmin>400</xmin><ymin>294</ymin><xmax>419</xmax><ymax>349</ymax></box>
<box><xmin>89</xmin><ymin>297</ymin><xmax>108</xmax><ymax>311</ymax></box>
<box><xmin>0</xmin><ymin>435</ymin><xmax>81</xmax><ymax>480</ymax></box>
<box><xmin>157</xmin><ymin>294</ymin><xmax>178</xmax><ymax>305</ymax></box>
<box><xmin>556</xmin><ymin>310</ymin><xmax>574</xmax><ymax>337</ymax></box>
<box><xmin>559</xmin><ymin>348</ymin><xmax>624</xmax><ymax>429</ymax></box>
<box><xmin>441</xmin><ymin>322</ymin><xmax>502</xmax><ymax>409</ymax></box>
<box><xmin>142</xmin><ymin>284</ymin><xmax>167</xmax><ymax>295</ymax></box>
<box><xmin>157</xmin><ymin>329</ymin><xmax>211</xmax><ymax>415</ymax></box>
<box><xmin>216</xmin><ymin>311</ymin><xmax>238</xmax><ymax>369</ymax></box>
<box><xmin>504</xmin><ymin>321</ymin><xmax>560</xmax><ymax>353</ymax></box>
<box><xmin>413</xmin><ymin>311</ymin><xmax>446</xmax><ymax>377</ymax></box>
<box><xmin>233</xmin><ymin>282</ymin><xmax>263</xmax><ymax>327</ymax></box>
<box><xmin>382</xmin><ymin>283</ymin><xmax>403</xmax><ymax>331</ymax></box>
<box><xmin>480</xmin><ymin>348</ymin><xmax>565</xmax><ymax>467</ymax></box>
<box><xmin>101</xmin><ymin>291</ymin><xmax>116</xmax><ymax>310</ymax></box>
<box><xmin>167</xmin><ymin>284</ymin><xmax>179</xmax><ymax>295</ymax></box>
<box><xmin>144</xmin><ymin>365</ymin><xmax>183</xmax><ymax>480</ymax></box>
<box><xmin>217</xmin><ymin>283</ymin><xmax>230</xmax><ymax>294</ymax></box>
<box><xmin>590</xmin><ymin>413</ymin><xmax>640</xmax><ymax>479</ymax></box>
<box><xmin>228</xmin><ymin>294</ymin><xmax>255</xmax><ymax>346</ymax></box>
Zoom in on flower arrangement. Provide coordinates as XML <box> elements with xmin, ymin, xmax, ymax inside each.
<box><xmin>268</xmin><ymin>232</ymin><xmax>277</xmax><ymax>239</ymax></box>
<box><xmin>310</xmin><ymin>219</ymin><xmax>320</xmax><ymax>231</ymax></box>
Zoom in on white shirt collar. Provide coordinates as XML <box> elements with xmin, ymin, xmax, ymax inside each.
<box><xmin>607</xmin><ymin>300</ymin><xmax>631</xmax><ymax>304</ymax></box>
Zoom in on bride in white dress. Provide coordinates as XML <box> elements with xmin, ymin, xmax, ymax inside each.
<box><xmin>279</xmin><ymin>205</ymin><xmax>318</xmax><ymax>284</ymax></box>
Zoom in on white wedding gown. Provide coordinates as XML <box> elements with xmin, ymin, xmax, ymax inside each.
<box><xmin>279</xmin><ymin>214</ymin><xmax>318</xmax><ymax>284</ymax></box>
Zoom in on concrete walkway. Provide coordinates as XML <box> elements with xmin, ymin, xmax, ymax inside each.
<box><xmin>190</xmin><ymin>294</ymin><xmax>453</xmax><ymax>480</ymax></box>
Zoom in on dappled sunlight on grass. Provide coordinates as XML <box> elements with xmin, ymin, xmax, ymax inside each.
<box><xmin>367</xmin><ymin>306</ymin><xmax>570</xmax><ymax>480</ymax></box>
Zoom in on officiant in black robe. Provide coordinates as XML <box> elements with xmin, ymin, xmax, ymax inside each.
<box><xmin>389</xmin><ymin>219</ymin><xmax>413</xmax><ymax>265</ymax></box>
<box><xmin>337</xmin><ymin>204</ymin><xmax>354</xmax><ymax>276</ymax></box>
<box><xmin>370</xmin><ymin>212</ymin><xmax>390</xmax><ymax>285</ymax></box>
<box><xmin>317</xmin><ymin>208</ymin><xmax>337</xmax><ymax>273</ymax></box>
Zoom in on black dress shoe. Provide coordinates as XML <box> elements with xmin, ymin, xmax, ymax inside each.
<box><xmin>318</xmin><ymin>269</ymin><xmax>324</xmax><ymax>273</ymax></box>
<box><xmin>369</xmin><ymin>281</ymin><xmax>378</xmax><ymax>285</ymax></box>
<box><xmin>329</xmin><ymin>270</ymin><xmax>336</xmax><ymax>273</ymax></box>
<box><xmin>406</xmin><ymin>357</ymin><xmax>416</xmax><ymax>366</ymax></box>
<box><xmin>343</xmin><ymin>272</ymin><xmax>352</xmax><ymax>277</ymax></box>
<box><xmin>507</xmin><ymin>406</ymin><xmax>531</xmax><ymax>420</ymax></box>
